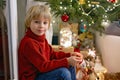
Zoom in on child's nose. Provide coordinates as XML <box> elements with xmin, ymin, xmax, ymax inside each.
<box><xmin>38</xmin><ymin>23</ymin><xmax>44</xmax><ymax>28</ymax></box>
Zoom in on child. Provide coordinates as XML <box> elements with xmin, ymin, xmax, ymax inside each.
<box><xmin>18</xmin><ymin>5</ymin><xmax>83</xmax><ymax>80</ymax></box>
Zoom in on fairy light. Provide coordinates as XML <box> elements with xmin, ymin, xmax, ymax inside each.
<box><xmin>60</xmin><ymin>2</ymin><xmax>62</xmax><ymax>4</ymax></box>
<box><xmin>104</xmin><ymin>15</ymin><xmax>108</xmax><ymax>19</ymax></box>
<box><xmin>96</xmin><ymin>4</ymin><xmax>100</xmax><ymax>7</ymax></box>
<box><xmin>70</xmin><ymin>0</ymin><xmax>72</xmax><ymax>2</ymax></box>
<box><xmin>60</xmin><ymin>6</ymin><xmax>63</xmax><ymax>9</ymax></box>
<box><xmin>52</xmin><ymin>20</ymin><xmax>55</xmax><ymax>23</ymax></box>
<box><xmin>113</xmin><ymin>6</ymin><xmax>115</xmax><ymax>9</ymax></box>
<box><xmin>88</xmin><ymin>1</ymin><xmax>90</xmax><ymax>3</ymax></box>
<box><xmin>64</xmin><ymin>7</ymin><xmax>67</xmax><ymax>10</ymax></box>
<box><xmin>92</xmin><ymin>5</ymin><xmax>95</xmax><ymax>7</ymax></box>
<box><xmin>79</xmin><ymin>8</ymin><xmax>81</xmax><ymax>10</ymax></box>
<box><xmin>70</xmin><ymin>5</ymin><xmax>72</xmax><ymax>7</ymax></box>
<box><xmin>88</xmin><ymin>24</ymin><xmax>91</xmax><ymax>26</ymax></box>
<box><xmin>81</xmin><ymin>19</ymin><xmax>83</xmax><ymax>22</ymax></box>
<box><xmin>88</xmin><ymin>4</ymin><xmax>91</xmax><ymax>7</ymax></box>
<box><xmin>114</xmin><ymin>3</ymin><xmax>117</xmax><ymax>6</ymax></box>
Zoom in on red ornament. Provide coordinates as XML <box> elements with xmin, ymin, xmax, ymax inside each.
<box><xmin>108</xmin><ymin>0</ymin><xmax>117</xmax><ymax>3</ymax></box>
<box><xmin>61</xmin><ymin>14</ymin><xmax>69</xmax><ymax>22</ymax></box>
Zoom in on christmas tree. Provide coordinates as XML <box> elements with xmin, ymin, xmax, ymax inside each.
<box><xmin>46</xmin><ymin>0</ymin><xmax>120</xmax><ymax>32</ymax></box>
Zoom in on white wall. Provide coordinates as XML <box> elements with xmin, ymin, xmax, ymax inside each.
<box><xmin>95</xmin><ymin>33</ymin><xmax>120</xmax><ymax>73</ymax></box>
<box><xmin>6</xmin><ymin>0</ymin><xmax>18</xmax><ymax>80</ymax></box>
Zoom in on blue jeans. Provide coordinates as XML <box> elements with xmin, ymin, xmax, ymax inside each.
<box><xmin>35</xmin><ymin>66</ymin><xmax>76</xmax><ymax>80</ymax></box>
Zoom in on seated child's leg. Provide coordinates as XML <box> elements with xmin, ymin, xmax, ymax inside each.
<box><xmin>68</xmin><ymin>66</ymin><xmax>76</xmax><ymax>80</ymax></box>
<box><xmin>35</xmin><ymin>67</ymin><xmax>72</xmax><ymax>80</ymax></box>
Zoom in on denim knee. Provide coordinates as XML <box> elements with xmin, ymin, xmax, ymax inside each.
<box><xmin>59</xmin><ymin>68</ymin><xmax>72</xmax><ymax>80</ymax></box>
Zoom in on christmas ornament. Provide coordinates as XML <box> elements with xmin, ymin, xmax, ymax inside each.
<box><xmin>101</xmin><ymin>20</ymin><xmax>111</xmax><ymax>28</ymax></box>
<box><xmin>91</xmin><ymin>1</ymin><xmax>100</xmax><ymax>5</ymax></box>
<box><xmin>61</xmin><ymin>14</ymin><xmax>69</xmax><ymax>22</ymax></box>
<box><xmin>94</xmin><ymin>56</ymin><xmax>107</xmax><ymax>80</ymax></box>
<box><xmin>108</xmin><ymin>0</ymin><xmax>117</xmax><ymax>3</ymax></box>
<box><xmin>79</xmin><ymin>0</ymin><xmax>86</xmax><ymax>4</ymax></box>
<box><xmin>80</xmin><ymin>22</ymin><xmax>87</xmax><ymax>32</ymax></box>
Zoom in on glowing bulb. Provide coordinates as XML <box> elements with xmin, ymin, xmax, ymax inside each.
<box><xmin>92</xmin><ymin>5</ymin><xmax>95</xmax><ymax>7</ymax></box>
<box><xmin>81</xmin><ymin>19</ymin><xmax>83</xmax><ymax>22</ymax></box>
<box><xmin>79</xmin><ymin>8</ymin><xmax>81</xmax><ymax>10</ymax></box>
<box><xmin>52</xmin><ymin>20</ymin><xmax>55</xmax><ymax>23</ymax></box>
<box><xmin>60</xmin><ymin>2</ymin><xmax>62</xmax><ymax>4</ymax></box>
<box><xmin>60</xmin><ymin>6</ymin><xmax>63</xmax><ymax>9</ymax></box>
<box><xmin>64</xmin><ymin>7</ymin><xmax>67</xmax><ymax>10</ymax></box>
<box><xmin>88</xmin><ymin>4</ymin><xmax>91</xmax><ymax>7</ymax></box>
<box><xmin>88</xmin><ymin>1</ymin><xmax>90</xmax><ymax>3</ymax></box>
<box><xmin>89</xmin><ymin>24</ymin><xmax>91</xmax><ymax>26</ymax></box>
<box><xmin>96</xmin><ymin>5</ymin><xmax>100</xmax><ymax>7</ymax></box>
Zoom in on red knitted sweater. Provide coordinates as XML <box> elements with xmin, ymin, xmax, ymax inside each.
<box><xmin>18</xmin><ymin>29</ymin><xmax>70</xmax><ymax>80</ymax></box>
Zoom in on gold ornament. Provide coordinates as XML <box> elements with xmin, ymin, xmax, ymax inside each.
<box><xmin>94</xmin><ymin>56</ymin><xmax>107</xmax><ymax>80</ymax></box>
<box><xmin>91</xmin><ymin>1</ymin><xmax>100</xmax><ymax>5</ymax></box>
<box><xmin>79</xmin><ymin>0</ymin><xmax>85</xmax><ymax>4</ymax></box>
<box><xmin>96</xmin><ymin>72</ymin><xmax>105</xmax><ymax>80</ymax></box>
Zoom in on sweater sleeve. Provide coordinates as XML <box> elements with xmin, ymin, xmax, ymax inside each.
<box><xmin>23</xmin><ymin>40</ymin><xmax>69</xmax><ymax>73</ymax></box>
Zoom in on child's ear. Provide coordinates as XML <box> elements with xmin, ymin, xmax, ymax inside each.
<box><xmin>27</xmin><ymin>24</ymin><xmax>30</xmax><ymax>28</ymax></box>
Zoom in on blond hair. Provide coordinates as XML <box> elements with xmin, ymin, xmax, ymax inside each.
<box><xmin>25</xmin><ymin>5</ymin><xmax>51</xmax><ymax>29</ymax></box>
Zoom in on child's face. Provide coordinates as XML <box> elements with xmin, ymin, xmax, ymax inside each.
<box><xmin>30</xmin><ymin>17</ymin><xmax>50</xmax><ymax>36</ymax></box>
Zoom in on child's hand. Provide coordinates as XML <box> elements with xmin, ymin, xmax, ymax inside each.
<box><xmin>70</xmin><ymin>52</ymin><xmax>83</xmax><ymax>63</ymax></box>
<box><xmin>67</xmin><ymin>56</ymin><xmax>83</xmax><ymax>66</ymax></box>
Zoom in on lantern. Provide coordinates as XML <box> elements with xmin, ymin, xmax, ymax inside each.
<box><xmin>60</xmin><ymin>24</ymin><xmax>72</xmax><ymax>47</ymax></box>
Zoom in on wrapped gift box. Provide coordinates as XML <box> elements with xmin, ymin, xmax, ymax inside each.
<box><xmin>52</xmin><ymin>45</ymin><xmax>74</xmax><ymax>53</ymax></box>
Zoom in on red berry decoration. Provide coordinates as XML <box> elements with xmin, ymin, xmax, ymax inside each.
<box><xmin>108</xmin><ymin>0</ymin><xmax>117</xmax><ymax>3</ymax></box>
<box><xmin>61</xmin><ymin>14</ymin><xmax>69</xmax><ymax>22</ymax></box>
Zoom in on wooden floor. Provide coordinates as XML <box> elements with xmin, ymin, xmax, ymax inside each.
<box><xmin>0</xmin><ymin>73</ymin><xmax>120</xmax><ymax>80</ymax></box>
<box><xmin>104</xmin><ymin>72</ymin><xmax>120</xmax><ymax>80</ymax></box>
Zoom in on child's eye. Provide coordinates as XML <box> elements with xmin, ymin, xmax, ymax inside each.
<box><xmin>43</xmin><ymin>21</ymin><xmax>48</xmax><ymax>24</ymax></box>
<box><xmin>34</xmin><ymin>20</ymin><xmax>40</xmax><ymax>23</ymax></box>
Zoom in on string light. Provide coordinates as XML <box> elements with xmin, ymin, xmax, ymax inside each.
<box><xmin>64</xmin><ymin>7</ymin><xmax>67</xmax><ymax>10</ymax></box>
<box><xmin>60</xmin><ymin>6</ymin><xmax>63</xmax><ymax>9</ymax></box>
<box><xmin>60</xmin><ymin>2</ymin><xmax>62</xmax><ymax>4</ymax></box>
